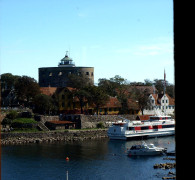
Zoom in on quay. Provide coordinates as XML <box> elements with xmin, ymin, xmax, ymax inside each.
<box><xmin>0</xmin><ymin>129</ymin><xmax>108</xmax><ymax>145</ymax></box>
<box><xmin>166</xmin><ymin>150</ymin><xmax>175</xmax><ymax>156</ymax></box>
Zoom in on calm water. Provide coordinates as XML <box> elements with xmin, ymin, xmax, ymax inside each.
<box><xmin>1</xmin><ymin>136</ymin><xmax>175</xmax><ymax>180</ymax></box>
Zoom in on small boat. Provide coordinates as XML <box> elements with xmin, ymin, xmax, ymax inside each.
<box><xmin>128</xmin><ymin>141</ymin><xmax>167</xmax><ymax>156</ymax></box>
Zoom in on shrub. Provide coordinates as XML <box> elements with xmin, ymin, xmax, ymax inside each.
<box><xmin>12</xmin><ymin>118</ymin><xmax>37</xmax><ymax>124</ymax></box>
<box><xmin>1</xmin><ymin>118</ymin><xmax>12</xmax><ymax>125</ymax></box>
<box><xmin>6</xmin><ymin>110</ymin><xmax>18</xmax><ymax>120</ymax></box>
<box><xmin>96</xmin><ymin>122</ymin><xmax>105</xmax><ymax>128</ymax></box>
<box><xmin>11</xmin><ymin>118</ymin><xmax>37</xmax><ymax>129</ymax></box>
<box><xmin>21</xmin><ymin>111</ymin><xmax>32</xmax><ymax>118</ymax></box>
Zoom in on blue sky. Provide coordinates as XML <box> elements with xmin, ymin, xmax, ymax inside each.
<box><xmin>0</xmin><ymin>0</ymin><xmax>174</xmax><ymax>84</ymax></box>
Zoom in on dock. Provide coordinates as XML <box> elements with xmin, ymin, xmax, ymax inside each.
<box><xmin>166</xmin><ymin>150</ymin><xmax>175</xmax><ymax>156</ymax></box>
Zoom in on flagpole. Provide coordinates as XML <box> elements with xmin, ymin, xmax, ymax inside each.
<box><xmin>164</xmin><ymin>69</ymin><xmax>166</xmax><ymax>115</ymax></box>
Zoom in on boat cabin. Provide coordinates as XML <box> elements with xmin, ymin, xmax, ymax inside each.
<box><xmin>149</xmin><ymin>116</ymin><xmax>172</xmax><ymax>121</ymax></box>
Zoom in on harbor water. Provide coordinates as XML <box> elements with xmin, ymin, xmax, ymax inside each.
<box><xmin>1</xmin><ymin>136</ymin><xmax>175</xmax><ymax>180</ymax></box>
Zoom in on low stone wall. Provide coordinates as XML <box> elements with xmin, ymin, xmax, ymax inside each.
<box><xmin>1</xmin><ymin>129</ymin><xmax>108</xmax><ymax>145</ymax></box>
<box><xmin>63</xmin><ymin>114</ymin><xmax>136</xmax><ymax>129</ymax></box>
<box><xmin>80</xmin><ymin>114</ymin><xmax>136</xmax><ymax>129</ymax></box>
<box><xmin>34</xmin><ymin>115</ymin><xmax>59</xmax><ymax>123</ymax></box>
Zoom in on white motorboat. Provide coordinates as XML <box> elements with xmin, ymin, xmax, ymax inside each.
<box><xmin>128</xmin><ymin>141</ymin><xmax>167</xmax><ymax>156</ymax></box>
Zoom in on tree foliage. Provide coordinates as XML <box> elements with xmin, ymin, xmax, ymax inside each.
<box><xmin>68</xmin><ymin>74</ymin><xmax>92</xmax><ymax>113</ymax></box>
<box><xmin>1</xmin><ymin>73</ymin><xmax>20</xmax><ymax>90</ymax></box>
<box><xmin>14</xmin><ymin>76</ymin><xmax>40</xmax><ymax>106</ymax></box>
<box><xmin>87</xmin><ymin>85</ymin><xmax>109</xmax><ymax>114</ymax></box>
<box><xmin>1</xmin><ymin>72</ymin><xmax>174</xmax><ymax>115</ymax></box>
<box><xmin>98</xmin><ymin>75</ymin><xmax>128</xmax><ymax>97</ymax></box>
<box><xmin>130</xmin><ymin>87</ymin><xmax>151</xmax><ymax>115</ymax></box>
<box><xmin>33</xmin><ymin>94</ymin><xmax>58</xmax><ymax>115</ymax></box>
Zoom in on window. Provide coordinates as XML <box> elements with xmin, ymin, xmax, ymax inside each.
<box><xmin>162</xmin><ymin>124</ymin><xmax>175</xmax><ymax>128</ymax></box>
<box><xmin>49</xmin><ymin>72</ymin><xmax>52</xmax><ymax>76</ymax></box>
<box><xmin>86</xmin><ymin>72</ymin><xmax>89</xmax><ymax>75</ymax></box>
<box><xmin>58</xmin><ymin>72</ymin><xmax>62</xmax><ymax>76</ymax></box>
<box><xmin>129</xmin><ymin>127</ymin><xmax>135</xmax><ymax>130</ymax></box>
<box><xmin>141</xmin><ymin>126</ymin><xmax>149</xmax><ymax>130</ymax></box>
<box><xmin>91</xmin><ymin>72</ymin><xmax>94</xmax><ymax>76</ymax></box>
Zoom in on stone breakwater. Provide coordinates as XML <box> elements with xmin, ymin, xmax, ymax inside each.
<box><xmin>1</xmin><ymin>129</ymin><xmax>108</xmax><ymax>145</ymax></box>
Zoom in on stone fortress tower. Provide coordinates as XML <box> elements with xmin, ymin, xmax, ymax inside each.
<box><xmin>39</xmin><ymin>51</ymin><xmax>94</xmax><ymax>87</ymax></box>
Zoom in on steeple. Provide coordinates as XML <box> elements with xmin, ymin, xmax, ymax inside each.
<box><xmin>58</xmin><ymin>51</ymin><xmax>75</xmax><ymax>67</ymax></box>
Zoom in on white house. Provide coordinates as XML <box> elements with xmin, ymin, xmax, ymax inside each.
<box><xmin>143</xmin><ymin>93</ymin><xmax>175</xmax><ymax>115</ymax></box>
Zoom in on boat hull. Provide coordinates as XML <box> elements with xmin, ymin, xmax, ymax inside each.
<box><xmin>108</xmin><ymin>129</ymin><xmax>175</xmax><ymax>140</ymax></box>
<box><xmin>128</xmin><ymin>150</ymin><xmax>163</xmax><ymax>156</ymax></box>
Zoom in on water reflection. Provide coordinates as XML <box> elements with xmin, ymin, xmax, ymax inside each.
<box><xmin>2</xmin><ymin>136</ymin><xmax>175</xmax><ymax>180</ymax></box>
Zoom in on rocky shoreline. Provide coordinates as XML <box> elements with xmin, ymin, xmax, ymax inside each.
<box><xmin>1</xmin><ymin>129</ymin><xmax>108</xmax><ymax>145</ymax></box>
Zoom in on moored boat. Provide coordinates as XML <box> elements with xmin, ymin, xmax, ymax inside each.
<box><xmin>128</xmin><ymin>141</ymin><xmax>167</xmax><ymax>156</ymax></box>
<box><xmin>107</xmin><ymin>115</ymin><xmax>175</xmax><ymax>140</ymax></box>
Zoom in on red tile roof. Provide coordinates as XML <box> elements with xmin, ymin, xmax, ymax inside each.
<box><xmin>49</xmin><ymin>120</ymin><xmax>75</xmax><ymax>124</ymax></box>
<box><xmin>101</xmin><ymin>97</ymin><xmax>121</xmax><ymax>108</ymax></box>
<box><xmin>151</xmin><ymin>93</ymin><xmax>175</xmax><ymax>105</ymax></box>
<box><xmin>136</xmin><ymin>115</ymin><xmax>153</xmax><ymax>120</ymax></box>
<box><xmin>40</xmin><ymin>87</ymin><xmax>57</xmax><ymax>96</ymax></box>
<box><xmin>166</xmin><ymin>94</ymin><xmax>175</xmax><ymax>105</ymax></box>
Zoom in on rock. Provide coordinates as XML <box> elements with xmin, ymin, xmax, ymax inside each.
<box><xmin>153</xmin><ymin>163</ymin><xmax>176</xmax><ymax>169</ymax></box>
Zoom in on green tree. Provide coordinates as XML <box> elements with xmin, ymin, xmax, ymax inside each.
<box><xmin>130</xmin><ymin>87</ymin><xmax>151</xmax><ymax>115</ymax></box>
<box><xmin>153</xmin><ymin>79</ymin><xmax>165</xmax><ymax>94</ymax></box>
<box><xmin>144</xmin><ymin>79</ymin><xmax>153</xmax><ymax>86</ymax></box>
<box><xmin>1</xmin><ymin>73</ymin><xmax>20</xmax><ymax>90</ymax></box>
<box><xmin>98</xmin><ymin>75</ymin><xmax>128</xmax><ymax>97</ymax></box>
<box><xmin>110</xmin><ymin>75</ymin><xmax>128</xmax><ymax>85</ymax></box>
<box><xmin>68</xmin><ymin>74</ymin><xmax>92</xmax><ymax>114</ymax></box>
<box><xmin>87</xmin><ymin>86</ymin><xmax>109</xmax><ymax>115</ymax></box>
<box><xmin>14</xmin><ymin>76</ymin><xmax>40</xmax><ymax>106</ymax></box>
<box><xmin>98</xmin><ymin>78</ymin><xmax>117</xmax><ymax>97</ymax></box>
<box><xmin>1</xmin><ymin>73</ymin><xmax>20</xmax><ymax>106</ymax></box>
<box><xmin>166</xmin><ymin>84</ymin><xmax>175</xmax><ymax>98</ymax></box>
<box><xmin>153</xmin><ymin>79</ymin><xmax>174</xmax><ymax>98</ymax></box>
<box><xmin>33</xmin><ymin>94</ymin><xmax>58</xmax><ymax>115</ymax></box>
<box><xmin>98</xmin><ymin>75</ymin><xmax>130</xmax><ymax>114</ymax></box>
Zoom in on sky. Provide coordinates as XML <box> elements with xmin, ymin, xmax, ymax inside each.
<box><xmin>0</xmin><ymin>0</ymin><xmax>174</xmax><ymax>84</ymax></box>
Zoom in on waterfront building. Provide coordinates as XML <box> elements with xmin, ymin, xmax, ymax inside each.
<box><xmin>40</xmin><ymin>86</ymin><xmax>175</xmax><ymax>116</ymax></box>
<box><xmin>39</xmin><ymin>52</ymin><xmax>94</xmax><ymax>87</ymax></box>
<box><xmin>143</xmin><ymin>93</ymin><xmax>175</xmax><ymax>115</ymax></box>
<box><xmin>40</xmin><ymin>87</ymin><xmax>140</xmax><ymax>115</ymax></box>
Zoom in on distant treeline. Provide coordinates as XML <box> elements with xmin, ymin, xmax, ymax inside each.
<box><xmin>1</xmin><ymin>73</ymin><xmax>174</xmax><ymax>115</ymax></box>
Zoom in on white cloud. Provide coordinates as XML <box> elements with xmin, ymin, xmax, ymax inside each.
<box><xmin>116</xmin><ymin>40</ymin><xmax>173</xmax><ymax>57</ymax></box>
